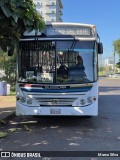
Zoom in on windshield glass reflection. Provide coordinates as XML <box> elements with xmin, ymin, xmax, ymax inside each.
<box><xmin>18</xmin><ymin>40</ymin><xmax>95</xmax><ymax>84</ymax></box>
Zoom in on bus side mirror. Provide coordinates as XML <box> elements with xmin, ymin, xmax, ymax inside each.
<box><xmin>98</xmin><ymin>43</ymin><xmax>103</xmax><ymax>54</ymax></box>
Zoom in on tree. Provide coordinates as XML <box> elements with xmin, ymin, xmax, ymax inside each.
<box><xmin>0</xmin><ymin>49</ymin><xmax>16</xmax><ymax>85</ymax></box>
<box><xmin>113</xmin><ymin>39</ymin><xmax>120</xmax><ymax>69</ymax></box>
<box><xmin>99</xmin><ymin>65</ymin><xmax>105</xmax><ymax>72</ymax></box>
<box><xmin>113</xmin><ymin>39</ymin><xmax>120</xmax><ymax>59</ymax></box>
<box><xmin>116</xmin><ymin>61</ymin><xmax>120</xmax><ymax>69</ymax></box>
<box><xmin>0</xmin><ymin>0</ymin><xmax>45</xmax><ymax>52</ymax></box>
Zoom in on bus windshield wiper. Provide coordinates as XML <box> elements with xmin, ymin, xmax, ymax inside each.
<box><xmin>68</xmin><ymin>38</ymin><xmax>77</xmax><ymax>53</ymax></box>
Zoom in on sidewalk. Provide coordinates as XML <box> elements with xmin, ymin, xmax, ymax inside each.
<box><xmin>0</xmin><ymin>96</ymin><xmax>16</xmax><ymax>121</ymax></box>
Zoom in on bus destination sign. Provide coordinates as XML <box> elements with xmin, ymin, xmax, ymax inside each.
<box><xmin>45</xmin><ymin>25</ymin><xmax>93</xmax><ymax>37</ymax></box>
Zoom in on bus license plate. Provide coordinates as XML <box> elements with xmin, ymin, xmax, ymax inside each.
<box><xmin>50</xmin><ymin>108</ymin><xmax>61</xmax><ymax>115</ymax></box>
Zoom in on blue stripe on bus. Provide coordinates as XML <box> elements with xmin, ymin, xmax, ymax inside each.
<box><xmin>21</xmin><ymin>86</ymin><xmax>92</xmax><ymax>93</ymax></box>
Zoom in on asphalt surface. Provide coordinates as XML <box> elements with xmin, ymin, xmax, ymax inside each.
<box><xmin>0</xmin><ymin>107</ymin><xmax>15</xmax><ymax>121</ymax></box>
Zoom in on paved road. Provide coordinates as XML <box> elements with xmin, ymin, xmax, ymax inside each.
<box><xmin>0</xmin><ymin>78</ymin><xmax>120</xmax><ymax>160</ymax></box>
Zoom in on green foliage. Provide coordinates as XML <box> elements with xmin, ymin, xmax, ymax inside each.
<box><xmin>0</xmin><ymin>0</ymin><xmax>45</xmax><ymax>52</ymax></box>
<box><xmin>98</xmin><ymin>66</ymin><xmax>106</xmax><ymax>76</ymax></box>
<box><xmin>98</xmin><ymin>71</ymin><xmax>106</xmax><ymax>77</ymax></box>
<box><xmin>113</xmin><ymin>39</ymin><xmax>120</xmax><ymax>59</ymax></box>
<box><xmin>116</xmin><ymin>61</ymin><xmax>120</xmax><ymax>69</ymax></box>
<box><xmin>0</xmin><ymin>49</ymin><xmax>16</xmax><ymax>85</ymax></box>
<box><xmin>99</xmin><ymin>66</ymin><xmax>105</xmax><ymax>72</ymax></box>
<box><xmin>113</xmin><ymin>39</ymin><xmax>120</xmax><ymax>69</ymax></box>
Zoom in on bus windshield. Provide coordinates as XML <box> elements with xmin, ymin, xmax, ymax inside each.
<box><xmin>18</xmin><ymin>40</ymin><xmax>96</xmax><ymax>84</ymax></box>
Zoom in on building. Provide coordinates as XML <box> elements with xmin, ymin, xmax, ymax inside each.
<box><xmin>33</xmin><ymin>0</ymin><xmax>63</xmax><ymax>22</ymax></box>
<box><xmin>105</xmin><ymin>58</ymin><xmax>114</xmax><ymax>69</ymax></box>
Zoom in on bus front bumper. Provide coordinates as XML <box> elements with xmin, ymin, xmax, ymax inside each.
<box><xmin>16</xmin><ymin>102</ymin><xmax>98</xmax><ymax>116</ymax></box>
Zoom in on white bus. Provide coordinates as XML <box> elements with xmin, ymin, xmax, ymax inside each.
<box><xmin>16</xmin><ymin>22</ymin><xmax>103</xmax><ymax>116</ymax></box>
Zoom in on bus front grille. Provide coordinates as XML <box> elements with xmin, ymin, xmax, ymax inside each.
<box><xmin>34</xmin><ymin>97</ymin><xmax>76</xmax><ymax>106</ymax></box>
<box><xmin>26</xmin><ymin>92</ymin><xmax>85</xmax><ymax>107</ymax></box>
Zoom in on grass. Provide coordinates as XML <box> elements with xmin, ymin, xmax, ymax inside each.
<box><xmin>9</xmin><ymin>91</ymin><xmax>16</xmax><ymax>96</ymax></box>
<box><xmin>98</xmin><ymin>71</ymin><xmax>106</xmax><ymax>76</ymax></box>
<box><xmin>9</xmin><ymin>85</ymin><xmax>16</xmax><ymax>95</ymax></box>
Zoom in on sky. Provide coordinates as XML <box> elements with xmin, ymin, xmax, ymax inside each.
<box><xmin>62</xmin><ymin>0</ymin><xmax>120</xmax><ymax>62</ymax></box>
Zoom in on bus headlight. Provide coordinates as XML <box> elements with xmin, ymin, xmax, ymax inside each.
<box><xmin>87</xmin><ymin>97</ymin><xmax>93</xmax><ymax>103</ymax></box>
<box><xmin>27</xmin><ymin>99</ymin><xmax>33</xmax><ymax>105</ymax></box>
<box><xmin>17</xmin><ymin>96</ymin><xmax>39</xmax><ymax>106</ymax></box>
<box><xmin>79</xmin><ymin>96</ymin><xmax>97</xmax><ymax>106</ymax></box>
<box><xmin>80</xmin><ymin>99</ymin><xmax>86</xmax><ymax>105</ymax></box>
<box><xmin>87</xmin><ymin>96</ymin><xmax>96</xmax><ymax>104</ymax></box>
<box><xmin>20</xmin><ymin>97</ymin><xmax>26</xmax><ymax>103</ymax></box>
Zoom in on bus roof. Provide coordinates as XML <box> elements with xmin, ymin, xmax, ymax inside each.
<box><xmin>22</xmin><ymin>22</ymin><xmax>98</xmax><ymax>40</ymax></box>
<box><xmin>46</xmin><ymin>22</ymin><xmax>96</xmax><ymax>28</ymax></box>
